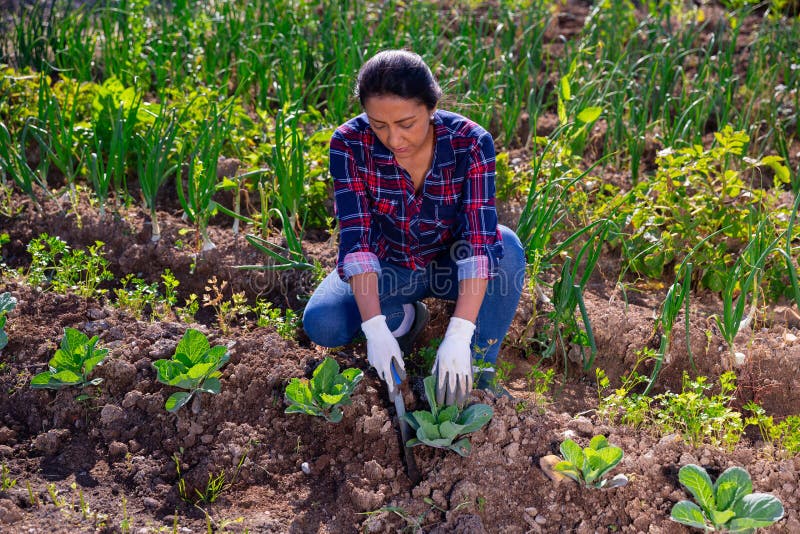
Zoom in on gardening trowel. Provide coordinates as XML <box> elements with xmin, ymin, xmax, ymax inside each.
<box><xmin>390</xmin><ymin>363</ymin><xmax>421</xmax><ymax>485</ymax></box>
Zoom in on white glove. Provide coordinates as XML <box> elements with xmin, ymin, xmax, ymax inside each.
<box><xmin>361</xmin><ymin>314</ymin><xmax>406</xmax><ymax>395</ymax></box>
<box><xmin>431</xmin><ymin>317</ymin><xmax>475</xmax><ymax>407</ymax></box>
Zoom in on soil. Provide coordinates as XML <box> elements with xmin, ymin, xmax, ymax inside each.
<box><xmin>1</xmin><ymin>2</ymin><xmax>800</xmax><ymax>533</ymax></box>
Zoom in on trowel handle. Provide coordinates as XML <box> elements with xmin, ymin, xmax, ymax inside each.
<box><xmin>391</xmin><ymin>361</ymin><xmax>402</xmax><ymax>385</ymax></box>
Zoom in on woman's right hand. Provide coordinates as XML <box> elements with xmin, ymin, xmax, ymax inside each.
<box><xmin>361</xmin><ymin>314</ymin><xmax>406</xmax><ymax>395</ymax></box>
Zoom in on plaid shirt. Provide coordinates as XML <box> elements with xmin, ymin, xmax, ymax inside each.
<box><xmin>330</xmin><ymin>109</ymin><xmax>503</xmax><ymax>282</ymax></box>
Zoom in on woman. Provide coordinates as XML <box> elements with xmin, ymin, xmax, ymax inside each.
<box><xmin>303</xmin><ymin>50</ymin><xmax>526</xmax><ymax>407</ymax></box>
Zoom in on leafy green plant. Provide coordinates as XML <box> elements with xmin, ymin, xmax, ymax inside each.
<box><xmin>26</xmin><ymin>234</ymin><xmax>113</xmax><ymax>298</ymax></box>
<box><xmin>253</xmin><ymin>299</ymin><xmax>300</xmax><ymax>340</ymax></box>
<box><xmin>744</xmin><ymin>402</ymin><xmax>800</xmax><ymax>458</ymax></box>
<box><xmin>655</xmin><ymin>371</ymin><xmax>744</xmax><ymax>449</ymax></box>
<box><xmin>30</xmin><ymin>328</ymin><xmax>108</xmax><ymax>389</ymax></box>
<box><xmin>284</xmin><ymin>356</ymin><xmax>363</xmax><ymax>423</ymax></box>
<box><xmin>671</xmin><ymin>464</ymin><xmax>784</xmax><ymax>532</ymax></box>
<box><xmin>152</xmin><ymin>328</ymin><xmax>230</xmax><ymax>413</ymax></box>
<box><xmin>0</xmin><ymin>291</ymin><xmax>16</xmax><ymax>351</ymax></box>
<box><xmin>553</xmin><ymin>436</ymin><xmax>627</xmax><ymax>489</ymax></box>
<box><xmin>402</xmin><ymin>375</ymin><xmax>494</xmax><ymax>457</ymax></box>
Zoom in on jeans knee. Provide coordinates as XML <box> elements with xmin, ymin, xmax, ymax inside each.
<box><xmin>302</xmin><ymin>304</ymin><xmax>352</xmax><ymax>347</ymax></box>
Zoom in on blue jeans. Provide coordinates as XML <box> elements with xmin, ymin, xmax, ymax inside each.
<box><xmin>302</xmin><ymin>225</ymin><xmax>526</xmax><ymax>365</ymax></box>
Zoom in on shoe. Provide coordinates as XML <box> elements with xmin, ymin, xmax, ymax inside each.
<box><xmin>396</xmin><ymin>301</ymin><xmax>429</xmax><ymax>357</ymax></box>
<box><xmin>474</xmin><ymin>369</ymin><xmax>513</xmax><ymax>399</ymax></box>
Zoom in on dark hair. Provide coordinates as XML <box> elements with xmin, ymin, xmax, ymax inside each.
<box><xmin>356</xmin><ymin>50</ymin><xmax>442</xmax><ymax>110</ymax></box>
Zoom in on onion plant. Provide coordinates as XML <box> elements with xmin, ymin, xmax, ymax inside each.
<box><xmin>176</xmin><ymin>101</ymin><xmax>233</xmax><ymax>251</ymax></box>
<box><xmin>0</xmin><ymin>122</ymin><xmax>47</xmax><ymax>211</ymax></box>
<box><xmin>27</xmin><ymin>77</ymin><xmax>84</xmax><ymax>215</ymax></box>
<box><xmin>136</xmin><ymin>107</ymin><xmax>180</xmax><ymax>241</ymax></box>
<box><xmin>712</xmin><ymin>215</ymin><xmax>783</xmax><ymax>368</ymax></box>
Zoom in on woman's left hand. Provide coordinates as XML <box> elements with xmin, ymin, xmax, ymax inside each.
<box><xmin>432</xmin><ymin>317</ymin><xmax>475</xmax><ymax>407</ymax></box>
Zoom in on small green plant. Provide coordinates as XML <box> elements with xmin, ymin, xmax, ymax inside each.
<box><xmin>671</xmin><ymin>464</ymin><xmax>784</xmax><ymax>532</ymax></box>
<box><xmin>30</xmin><ymin>328</ymin><xmax>108</xmax><ymax>389</ymax></box>
<box><xmin>152</xmin><ymin>328</ymin><xmax>230</xmax><ymax>413</ymax></box>
<box><xmin>553</xmin><ymin>436</ymin><xmax>627</xmax><ymax>489</ymax></box>
<box><xmin>1</xmin><ymin>463</ymin><xmax>16</xmax><ymax>491</ymax></box>
<box><xmin>120</xmin><ymin>495</ymin><xmax>132</xmax><ymax>533</ymax></box>
<box><xmin>114</xmin><ymin>274</ymin><xmax>160</xmax><ymax>320</ymax></box>
<box><xmin>654</xmin><ymin>371</ymin><xmax>744</xmax><ymax>450</ymax></box>
<box><xmin>744</xmin><ymin>402</ymin><xmax>800</xmax><ymax>458</ymax></box>
<box><xmin>0</xmin><ymin>291</ymin><xmax>16</xmax><ymax>351</ymax></box>
<box><xmin>26</xmin><ymin>234</ymin><xmax>113</xmax><ymax>298</ymax></box>
<box><xmin>284</xmin><ymin>356</ymin><xmax>363</xmax><ymax>423</ymax></box>
<box><xmin>402</xmin><ymin>375</ymin><xmax>494</xmax><ymax>457</ymax></box>
<box><xmin>253</xmin><ymin>299</ymin><xmax>300</xmax><ymax>340</ymax></box>
<box><xmin>596</xmin><ymin>363</ymin><xmax>653</xmax><ymax>429</ymax></box>
<box><xmin>526</xmin><ymin>363</ymin><xmax>555</xmax><ymax>408</ymax></box>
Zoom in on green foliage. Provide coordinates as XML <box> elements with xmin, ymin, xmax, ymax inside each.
<box><xmin>152</xmin><ymin>329</ymin><xmax>230</xmax><ymax>413</ymax></box>
<box><xmin>598</xmin><ymin>368</ymin><xmax>744</xmax><ymax>449</ymax></box>
<box><xmin>284</xmin><ymin>357</ymin><xmax>363</xmax><ymax>423</ymax></box>
<box><xmin>744</xmin><ymin>402</ymin><xmax>800</xmax><ymax>458</ymax></box>
<box><xmin>655</xmin><ymin>372</ymin><xmax>744</xmax><ymax>450</ymax></box>
<box><xmin>596</xmin><ymin>362</ymin><xmax>653</xmax><ymax>429</ymax></box>
<box><xmin>0</xmin><ymin>463</ymin><xmax>16</xmax><ymax>491</ymax></box>
<box><xmin>253</xmin><ymin>300</ymin><xmax>300</xmax><ymax>341</ymax></box>
<box><xmin>0</xmin><ymin>291</ymin><xmax>16</xmax><ymax>351</ymax></box>
<box><xmin>402</xmin><ymin>375</ymin><xmax>493</xmax><ymax>457</ymax></box>
<box><xmin>621</xmin><ymin>127</ymin><xmax>789</xmax><ymax>286</ymax></box>
<box><xmin>671</xmin><ymin>464</ymin><xmax>784</xmax><ymax>532</ymax></box>
<box><xmin>30</xmin><ymin>328</ymin><xmax>108</xmax><ymax>389</ymax></box>
<box><xmin>26</xmin><ymin>234</ymin><xmax>113</xmax><ymax>298</ymax></box>
<box><xmin>553</xmin><ymin>436</ymin><xmax>626</xmax><ymax>489</ymax></box>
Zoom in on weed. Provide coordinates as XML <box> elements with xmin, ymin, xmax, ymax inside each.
<box><xmin>203</xmin><ymin>276</ymin><xmax>247</xmax><ymax>333</ymax></box>
<box><xmin>0</xmin><ymin>463</ymin><xmax>16</xmax><ymax>491</ymax></box>
<box><xmin>654</xmin><ymin>372</ymin><xmax>744</xmax><ymax>450</ymax></box>
<box><xmin>177</xmin><ymin>294</ymin><xmax>200</xmax><ymax>323</ymax></box>
<box><xmin>27</xmin><ymin>480</ymin><xmax>38</xmax><ymax>506</ymax></box>
<box><xmin>120</xmin><ymin>495</ymin><xmax>132</xmax><ymax>533</ymax></box>
<box><xmin>526</xmin><ymin>364</ymin><xmax>555</xmax><ymax>408</ymax></box>
<box><xmin>26</xmin><ymin>234</ymin><xmax>113</xmax><ymax>298</ymax></box>
<box><xmin>253</xmin><ymin>299</ymin><xmax>300</xmax><ymax>340</ymax></box>
<box><xmin>744</xmin><ymin>401</ymin><xmax>800</xmax><ymax>458</ymax></box>
<box><xmin>47</xmin><ymin>483</ymin><xmax>65</xmax><ymax>508</ymax></box>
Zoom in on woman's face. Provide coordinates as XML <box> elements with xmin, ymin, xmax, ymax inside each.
<box><xmin>363</xmin><ymin>95</ymin><xmax>434</xmax><ymax>161</ymax></box>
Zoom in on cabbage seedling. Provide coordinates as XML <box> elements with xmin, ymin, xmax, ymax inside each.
<box><xmin>152</xmin><ymin>328</ymin><xmax>230</xmax><ymax>413</ymax></box>
<box><xmin>284</xmin><ymin>357</ymin><xmax>363</xmax><ymax>423</ymax></box>
<box><xmin>671</xmin><ymin>464</ymin><xmax>784</xmax><ymax>532</ymax></box>
<box><xmin>554</xmin><ymin>436</ymin><xmax>627</xmax><ymax>488</ymax></box>
<box><xmin>402</xmin><ymin>375</ymin><xmax>493</xmax><ymax>457</ymax></box>
<box><xmin>30</xmin><ymin>328</ymin><xmax>108</xmax><ymax>389</ymax></box>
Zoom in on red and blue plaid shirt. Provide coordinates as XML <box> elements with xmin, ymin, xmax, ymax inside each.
<box><xmin>330</xmin><ymin>109</ymin><xmax>503</xmax><ymax>282</ymax></box>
